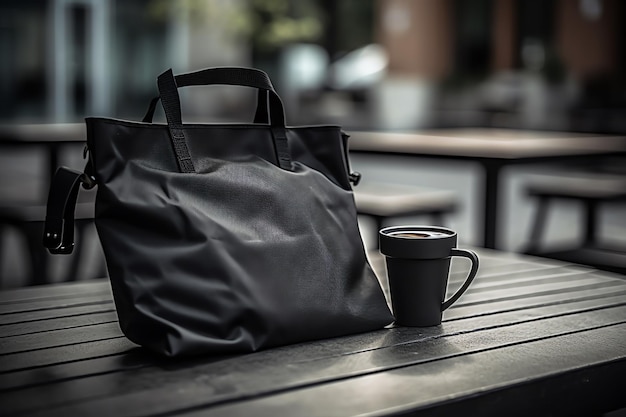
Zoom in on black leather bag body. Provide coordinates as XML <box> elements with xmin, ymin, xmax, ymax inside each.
<box><xmin>44</xmin><ymin>67</ymin><xmax>393</xmax><ymax>357</ymax></box>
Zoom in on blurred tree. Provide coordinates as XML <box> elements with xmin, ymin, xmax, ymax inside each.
<box><xmin>148</xmin><ymin>0</ymin><xmax>323</xmax><ymax>54</ymax></box>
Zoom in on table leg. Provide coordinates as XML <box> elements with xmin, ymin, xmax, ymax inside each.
<box><xmin>482</xmin><ymin>162</ymin><xmax>501</xmax><ymax>249</ymax></box>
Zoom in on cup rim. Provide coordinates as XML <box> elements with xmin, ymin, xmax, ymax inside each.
<box><xmin>379</xmin><ymin>225</ymin><xmax>457</xmax><ymax>240</ymax></box>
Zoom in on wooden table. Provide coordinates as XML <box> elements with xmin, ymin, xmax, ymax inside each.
<box><xmin>1</xmin><ymin>249</ymin><xmax>626</xmax><ymax>416</ymax></box>
<box><xmin>348</xmin><ymin>128</ymin><xmax>626</xmax><ymax>249</ymax></box>
<box><xmin>0</xmin><ymin>123</ymin><xmax>86</xmax><ymax>182</ymax></box>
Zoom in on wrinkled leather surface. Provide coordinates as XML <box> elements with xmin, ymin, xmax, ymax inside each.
<box><xmin>86</xmin><ymin>118</ymin><xmax>393</xmax><ymax>356</ymax></box>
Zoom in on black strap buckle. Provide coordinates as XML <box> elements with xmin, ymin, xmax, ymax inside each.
<box><xmin>43</xmin><ymin>167</ymin><xmax>95</xmax><ymax>254</ymax></box>
<box><xmin>349</xmin><ymin>171</ymin><xmax>362</xmax><ymax>186</ymax></box>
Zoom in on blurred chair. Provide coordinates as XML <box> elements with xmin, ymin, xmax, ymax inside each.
<box><xmin>523</xmin><ymin>171</ymin><xmax>626</xmax><ymax>275</ymax></box>
<box><xmin>354</xmin><ymin>182</ymin><xmax>458</xmax><ymax>247</ymax></box>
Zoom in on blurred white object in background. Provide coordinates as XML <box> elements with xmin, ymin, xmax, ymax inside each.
<box><xmin>280</xmin><ymin>43</ymin><xmax>329</xmax><ymax>119</ymax></box>
<box><xmin>374</xmin><ymin>76</ymin><xmax>435</xmax><ymax>130</ymax></box>
<box><xmin>328</xmin><ymin>44</ymin><xmax>388</xmax><ymax>91</ymax></box>
<box><xmin>281</xmin><ymin>43</ymin><xmax>329</xmax><ymax>91</ymax></box>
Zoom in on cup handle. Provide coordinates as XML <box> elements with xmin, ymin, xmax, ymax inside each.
<box><xmin>442</xmin><ymin>249</ymin><xmax>479</xmax><ymax>311</ymax></box>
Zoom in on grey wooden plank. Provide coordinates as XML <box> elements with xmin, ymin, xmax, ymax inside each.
<box><xmin>0</xmin><ymin>279</ymin><xmax>111</xmax><ymax>304</ymax></box>
<box><xmin>187</xmin><ymin>324</ymin><xmax>626</xmax><ymax>417</ymax></box>
<box><xmin>449</xmin><ymin>263</ymin><xmax>564</xmax><ymax>283</ymax></box>
<box><xmin>0</xmin><ymin>294</ymin><xmax>113</xmax><ymax>315</ymax></box>
<box><xmin>0</xmin><ymin>322</ymin><xmax>123</xmax><ymax>355</ymax></box>
<box><xmin>448</xmin><ymin>259</ymin><xmax>598</xmax><ymax>282</ymax></box>
<box><xmin>0</xmin><ymin>348</ymin><xmax>155</xmax><ymax>391</ymax></box>
<box><xmin>446</xmin><ymin>288</ymin><xmax>626</xmax><ymax>320</ymax></box>
<box><xmin>464</xmin><ymin>251</ymin><xmax>626</xmax><ymax>284</ymax></box>
<box><xmin>0</xmin><ymin>337</ymin><xmax>137</xmax><ymax>373</ymax></box>
<box><xmin>448</xmin><ymin>254</ymin><xmax>623</xmax><ymax>285</ymax></box>
<box><xmin>452</xmin><ymin>276</ymin><xmax>626</xmax><ymax>307</ymax></box>
<box><xmin>3</xmin><ymin>305</ymin><xmax>625</xmax><ymax>417</ymax></box>
<box><xmin>0</xmin><ymin>304</ymin><xmax>115</xmax><ymax>326</ymax></box>
<box><xmin>0</xmin><ymin>311</ymin><xmax>118</xmax><ymax>338</ymax></box>
<box><xmin>446</xmin><ymin>293</ymin><xmax>626</xmax><ymax>327</ymax></box>
<box><xmin>450</xmin><ymin>269</ymin><xmax>615</xmax><ymax>294</ymax></box>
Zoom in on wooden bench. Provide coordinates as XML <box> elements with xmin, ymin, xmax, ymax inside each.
<box><xmin>353</xmin><ymin>182</ymin><xmax>458</xmax><ymax>245</ymax></box>
<box><xmin>523</xmin><ymin>172</ymin><xmax>626</xmax><ymax>275</ymax></box>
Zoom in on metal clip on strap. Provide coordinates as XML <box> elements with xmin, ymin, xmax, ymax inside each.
<box><xmin>43</xmin><ymin>167</ymin><xmax>92</xmax><ymax>254</ymax></box>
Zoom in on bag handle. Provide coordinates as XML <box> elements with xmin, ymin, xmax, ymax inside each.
<box><xmin>156</xmin><ymin>67</ymin><xmax>291</xmax><ymax>173</ymax></box>
<box><xmin>142</xmin><ymin>73</ymin><xmax>271</xmax><ymax>124</ymax></box>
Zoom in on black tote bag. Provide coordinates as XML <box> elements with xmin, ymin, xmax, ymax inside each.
<box><xmin>44</xmin><ymin>67</ymin><xmax>393</xmax><ymax>357</ymax></box>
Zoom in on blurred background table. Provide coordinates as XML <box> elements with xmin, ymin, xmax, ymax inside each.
<box><xmin>349</xmin><ymin>128</ymin><xmax>626</xmax><ymax>250</ymax></box>
<box><xmin>0</xmin><ymin>123</ymin><xmax>86</xmax><ymax>182</ymax></box>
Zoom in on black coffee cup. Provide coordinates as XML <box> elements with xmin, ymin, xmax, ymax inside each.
<box><xmin>379</xmin><ymin>225</ymin><xmax>479</xmax><ymax>326</ymax></box>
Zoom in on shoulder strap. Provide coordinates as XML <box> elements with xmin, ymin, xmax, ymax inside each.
<box><xmin>43</xmin><ymin>166</ymin><xmax>94</xmax><ymax>254</ymax></box>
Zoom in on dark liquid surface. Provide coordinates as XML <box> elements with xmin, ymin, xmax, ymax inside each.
<box><xmin>389</xmin><ymin>231</ymin><xmax>450</xmax><ymax>239</ymax></box>
<box><xmin>392</xmin><ymin>232</ymin><xmax>431</xmax><ymax>238</ymax></box>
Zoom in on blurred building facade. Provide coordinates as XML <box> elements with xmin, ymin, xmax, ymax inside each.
<box><xmin>0</xmin><ymin>0</ymin><xmax>623</xmax><ymax>131</ymax></box>
<box><xmin>374</xmin><ymin>0</ymin><xmax>625</xmax><ymax>132</ymax></box>
<box><xmin>2</xmin><ymin>0</ymin><xmax>276</xmax><ymax>122</ymax></box>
